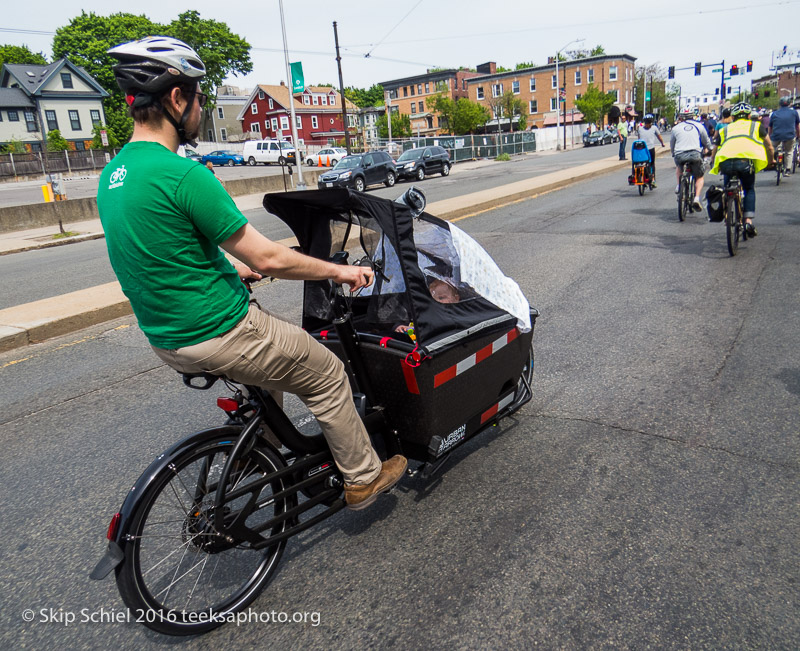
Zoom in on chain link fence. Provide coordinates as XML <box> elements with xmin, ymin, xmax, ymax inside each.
<box><xmin>0</xmin><ymin>149</ymin><xmax>121</xmax><ymax>179</ymax></box>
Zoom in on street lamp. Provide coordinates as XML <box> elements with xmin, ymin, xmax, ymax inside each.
<box><xmin>555</xmin><ymin>38</ymin><xmax>584</xmax><ymax>151</ymax></box>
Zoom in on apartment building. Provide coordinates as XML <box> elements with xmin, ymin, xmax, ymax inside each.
<box><xmin>379</xmin><ymin>68</ymin><xmax>483</xmax><ymax>136</ymax></box>
<box><xmin>466</xmin><ymin>55</ymin><xmax>637</xmax><ymax>129</ymax></box>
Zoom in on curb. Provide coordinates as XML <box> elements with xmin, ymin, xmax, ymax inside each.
<box><xmin>0</xmin><ymin>152</ymin><xmax>669</xmax><ymax>354</ymax></box>
<box><xmin>0</xmin><ymin>232</ymin><xmax>105</xmax><ymax>256</ymax></box>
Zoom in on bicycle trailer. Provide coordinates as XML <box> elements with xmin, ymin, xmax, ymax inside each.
<box><xmin>263</xmin><ymin>188</ymin><xmax>538</xmax><ymax>463</ymax></box>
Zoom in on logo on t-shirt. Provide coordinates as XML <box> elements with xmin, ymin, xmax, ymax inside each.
<box><xmin>108</xmin><ymin>165</ymin><xmax>127</xmax><ymax>190</ymax></box>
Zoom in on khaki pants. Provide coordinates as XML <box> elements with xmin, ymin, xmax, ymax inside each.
<box><xmin>152</xmin><ymin>304</ymin><xmax>381</xmax><ymax>485</ymax></box>
<box><xmin>773</xmin><ymin>138</ymin><xmax>796</xmax><ymax>172</ymax></box>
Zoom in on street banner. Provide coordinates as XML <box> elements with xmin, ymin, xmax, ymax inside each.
<box><xmin>290</xmin><ymin>62</ymin><xmax>304</xmax><ymax>93</ymax></box>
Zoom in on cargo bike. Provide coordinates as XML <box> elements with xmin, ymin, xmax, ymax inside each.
<box><xmin>91</xmin><ymin>187</ymin><xmax>539</xmax><ymax>635</ymax></box>
<box><xmin>627</xmin><ymin>139</ymin><xmax>654</xmax><ymax>195</ymax></box>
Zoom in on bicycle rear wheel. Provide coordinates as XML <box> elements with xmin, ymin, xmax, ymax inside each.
<box><xmin>678</xmin><ymin>177</ymin><xmax>688</xmax><ymax>221</ymax></box>
<box><xmin>115</xmin><ymin>429</ymin><xmax>289</xmax><ymax>635</ymax></box>
<box><xmin>726</xmin><ymin>194</ymin><xmax>740</xmax><ymax>257</ymax></box>
<box><xmin>776</xmin><ymin>159</ymin><xmax>782</xmax><ymax>186</ymax></box>
<box><xmin>638</xmin><ymin>183</ymin><xmax>645</xmax><ymax>196</ymax></box>
<box><xmin>793</xmin><ymin>148</ymin><xmax>798</xmax><ymax>174</ymax></box>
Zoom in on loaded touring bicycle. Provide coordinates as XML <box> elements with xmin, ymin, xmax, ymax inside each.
<box><xmin>91</xmin><ymin>186</ymin><xmax>539</xmax><ymax>635</ymax></box>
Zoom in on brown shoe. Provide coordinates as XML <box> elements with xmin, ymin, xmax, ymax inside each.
<box><xmin>344</xmin><ymin>455</ymin><xmax>408</xmax><ymax>510</ymax></box>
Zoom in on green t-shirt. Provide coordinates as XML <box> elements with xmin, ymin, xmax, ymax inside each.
<box><xmin>97</xmin><ymin>141</ymin><xmax>249</xmax><ymax>348</ymax></box>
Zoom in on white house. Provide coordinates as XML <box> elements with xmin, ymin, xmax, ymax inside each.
<box><xmin>0</xmin><ymin>58</ymin><xmax>109</xmax><ymax>151</ymax></box>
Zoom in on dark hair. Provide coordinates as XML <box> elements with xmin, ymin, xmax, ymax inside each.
<box><xmin>129</xmin><ymin>83</ymin><xmax>196</xmax><ymax>124</ymax></box>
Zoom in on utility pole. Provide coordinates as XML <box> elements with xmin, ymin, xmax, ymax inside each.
<box><xmin>562</xmin><ymin>61</ymin><xmax>567</xmax><ymax>150</ymax></box>
<box><xmin>278</xmin><ymin>0</ymin><xmax>306</xmax><ymax>189</ymax></box>
<box><xmin>333</xmin><ymin>21</ymin><xmax>351</xmax><ymax>155</ymax></box>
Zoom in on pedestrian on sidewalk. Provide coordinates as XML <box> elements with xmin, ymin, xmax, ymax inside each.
<box><xmin>617</xmin><ymin>117</ymin><xmax>629</xmax><ymax>160</ymax></box>
<box><xmin>96</xmin><ymin>36</ymin><xmax>406</xmax><ymax>510</ymax></box>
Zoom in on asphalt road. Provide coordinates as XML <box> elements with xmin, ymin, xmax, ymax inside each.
<box><xmin>0</xmin><ymin>163</ymin><xmax>797</xmax><ymax>649</ymax></box>
<box><xmin>2</xmin><ymin>143</ymin><xmax>623</xmax><ymax>310</ymax></box>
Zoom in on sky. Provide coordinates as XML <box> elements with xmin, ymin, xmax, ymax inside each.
<box><xmin>3</xmin><ymin>0</ymin><xmax>799</xmax><ymax>100</ymax></box>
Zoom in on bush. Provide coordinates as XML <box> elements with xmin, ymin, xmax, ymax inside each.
<box><xmin>495</xmin><ymin>152</ymin><xmax>511</xmax><ymax>161</ymax></box>
<box><xmin>0</xmin><ymin>138</ymin><xmax>27</xmax><ymax>154</ymax></box>
<box><xmin>46</xmin><ymin>130</ymin><xmax>70</xmax><ymax>152</ymax></box>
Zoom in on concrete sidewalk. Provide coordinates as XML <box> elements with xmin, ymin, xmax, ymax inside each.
<box><xmin>0</xmin><ymin>151</ymin><xmax>664</xmax><ymax>353</ymax></box>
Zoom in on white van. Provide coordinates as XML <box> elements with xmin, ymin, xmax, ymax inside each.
<box><xmin>242</xmin><ymin>139</ymin><xmax>297</xmax><ymax>166</ymax></box>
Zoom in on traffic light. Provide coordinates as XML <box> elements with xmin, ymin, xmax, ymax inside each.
<box><xmin>694</xmin><ymin>62</ymin><xmax>702</xmax><ymax>76</ymax></box>
<box><xmin>746</xmin><ymin>60</ymin><xmax>753</xmax><ymax>72</ymax></box>
<box><xmin>668</xmin><ymin>66</ymin><xmax>675</xmax><ymax>79</ymax></box>
<box><xmin>730</xmin><ymin>65</ymin><xmax>739</xmax><ymax>76</ymax></box>
<box><xmin>715</xmin><ymin>88</ymin><xmax>719</xmax><ymax>95</ymax></box>
<box><xmin>754</xmin><ymin>91</ymin><xmax>759</xmax><ymax>99</ymax></box>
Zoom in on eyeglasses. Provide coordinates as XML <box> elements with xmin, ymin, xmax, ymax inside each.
<box><xmin>193</xmin><ymin>91</ymin><xmax>208</xmax><ymax>108</ymax></box>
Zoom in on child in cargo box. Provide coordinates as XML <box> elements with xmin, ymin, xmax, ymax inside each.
<box><xmin>395</xmin><ymin>278</ymin><xmax>460</xmax><ymax>334</ymax></box>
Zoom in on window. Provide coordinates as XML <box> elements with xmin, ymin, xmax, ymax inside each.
<box><xmin>609</xmin><ymin>66</ymin><xmax>618</xmax><ymax>81</ymax></box>
<box><xmin>75</xmin><ymin>141</ymin><xmax>85</xmax><ymax>151</ymax></box>
<box><xmin>61</xmin><ymin>72</ymin><xmax>73</xmax><ymax>89</ymax></box>
<box><xmin>625</xmin><ymin>90</ymin><xmax>629</xmax><ymax>104</ymax></box>
<box><xmin>312</xmin><ymin>95</ymin><xmax>319</xmax><ymax>105</ymax></box>
<box><xmin>417</xmin><ymin>84</ymin><xmax>422</xmax><ymax>94</ymax></box>
<box><xmin>512</xmin><ymin>80</ymin><xmax>520</xmax><ymax>94</ymax></box>
<box><xmin>551</xmin><ymin>74</ymin><xmax>558</xmax><ymax>89</ymax></box>
<box><xmin>321</xmin><ymin>95</ymin><xmax>327</xmax><ymax>105</ymax></box>
<box><xmin>311</xmin><ymin>115</ymin><xmax>318</xmax><ymax>129</ymax></box>
<box><xmin>90</xmin><ymin>109</ymin><xmax>101</xmax><ymax>125</ymax></box>
<box><xmin>575</xmin><ymin>94</ymin><xmax>582</xmax><ymax>101</ymax></box>
<box><xmin>550</xmin><ymin>97</ymin><xmax>558</xmax><ymax>111</ymax></box>
<box><xmin>529</xmin><ymin>77</ymin><xmax>536</xmax><ymax>92</ymax></box>
<box><xmin>251</xmin><ymin>103</ymin><xmax>258</xmax><ymax>114</ymax></box>
<box><xmin>45</xmin><ymin>110</ymin><xmax>58</xmax><ymax>131</ymax></box>
<box><xmin>419</xmin><ymin>100</ymin><xmax>424</xmax><ymax>112</ymax></box>
<box><xmin>529</xmin><ymin>100</ymin><xmax>538</xmax><ymax>113</ymax></box>
<box><xmin>403</xmin><ymin>86</ymin><xmax>408</xmax><ymax>97</ymax></box>
<box><xmin>221</xmin><ymin>128</ymin><xmax>228</xmax><ymax>141</ymax></box>
<box><xmin>588</xmin><ymin>69</ymin><xmax>594</xmax><ymax>84</ymax></box>
<box><xmin>280</xmin><ymin>116</ymin><xmax>289</xmax><ymax>130</ymax></box>
<box><xmin>258</xmin><ymin>90</ymin><xmax>265</xmax><ymax>99</ymax></box>
<box><xmin>411</xmin><ymin>102</ymin><xmax>416</xmax><ymax>114</ymax></box>
<box><xmin>492</xmin><ymin>83</ymin><xmax>503</xmax><ymax>98</ymax></box>
<box><xmin>250</xmin><ymin>123</ymin><xmax>260</xmax><ymax>133</ymax></box>
<box><xmin>575</xmin><ymin>70</ymin><xmax>582</xmax><ymax>85</ymax></box>
<box><xmin>68</xmin><ymin>109</ymin><xmax>81</xmax><ymax>131</ymax></box>
<box><xmin>25</xmin><ymin>110</ymin><xmax>38</xmax><ymax>132</ymax></box>
<box><xmin>410</xmin><ymin>85</ymin><xmax>415</xmax><ymax>96</ymax></box>
<box><xmin>0</xmin><ymin>111</ymin><xmax>3</xmax><ymax>122</ymax></box>
<box><xmin>271</xmin><ymin>117</ymin><xmax>278</xmax><ymax>131</ymax></box>
<box><xmin>425</xmin><ymin>82</ymin><xmax>430</xmax><ymax>93</ymax></box>
<box><xmin>303</xmin><ymin>95</ymin><xmax>310</xmax><ymax>105</ymax></box>
<box><xmin>612</xmin><ymin>89</ymin><xmax>619</xmax><ymax>101</ymax></box>
<box><xmin>8</xmin><ymin>110</ymin><xmax>19</xmax><ymax>121</ymax></box>
<box><xmin>330</xmin><ymin>95</ymin><xmax>336</xmax><ymax>106</ymax></box>
<box><xmin>295</xmin><ymin>115</ymin><xmax>302</xmax><ymax>129</ymax></box>
<box><xmin>476</xmin><ymin>87</ymin><xmax>484</xmax><ymax>100</ymax></box>
<box><xmin>268</xmin><ymin>98</ymin><xmax>274</xmax><ymax>109</ymax></box>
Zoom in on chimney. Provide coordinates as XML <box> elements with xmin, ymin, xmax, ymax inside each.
<box><xmin>476</xmin><ymin>62</ymin><xmax>497</xmax><ymax>75</ymax></box>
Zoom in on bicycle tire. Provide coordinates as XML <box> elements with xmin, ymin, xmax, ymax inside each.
<box><xmin>115</xmin><ymin>429</ymin><xmax>289</xmax><ymax>635</ymax></box>
<box><xmin>678</xmin><ymin>176</ymin><xmax>687</xmax><ymax>221</ymax></box>
<box><xmin>638</xmin><ymin>183</ymin><xmax>645</xmax><ymax>196</ymax></box>
<box><xmin>776</xmin><ymin>158</ymin><xmax>782</xmax><ymax>186</ymax></box>
<box><xmin>726</xmin><ymin>194</ymin><xmax>740</xmax><ymax>257</ymax></box>
<box><xmin>793</xmin><ymin>148</ymin><xmax>798</xmax><ymax>174</ymax></box>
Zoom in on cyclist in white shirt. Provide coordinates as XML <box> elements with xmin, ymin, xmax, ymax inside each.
<box><xmin>670</xmin><ymin>108</ymin><xmax>712</xmax><ymax>211</ymax></box>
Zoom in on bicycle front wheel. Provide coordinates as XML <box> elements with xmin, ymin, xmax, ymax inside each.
<box><xmin>638</xmin><ymin>183</ymin><xmax>645</xmax><ymax>196</ymax></box>
<box><xmin>726</xmin><ymin>195</ymin><xmax>740</xmax><ymax>257</ymax></box>
<box><xmin>776</xmin><ymin>161</ymin><xmax>782</xmax><ymax>186</ymax></box>
<box><xmin>115</xmin><ymin>429</ymin><xmax>289</xmax><ymax>635</ymax></box>
<box><xmin>678</xmin><ymin>178</ymin><xmax>688</xmax><ymax>221</ymax></box>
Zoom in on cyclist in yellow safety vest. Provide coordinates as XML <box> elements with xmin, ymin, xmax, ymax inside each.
<box><xmin>711</xmin><ymin>102</ymin><xmax>773</xmax><ymax>237</ymax></box>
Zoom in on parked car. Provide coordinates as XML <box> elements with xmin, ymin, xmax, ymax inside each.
<box><xmin>317</xmin><ymin>151</ymin><xmax>396</xmax><ymax>192</ymax></box>
<box><xmin>201</xmin><ymin>150</ymin><xmax>245</xmax><ymax>166</ymax></box>
<box><xmin>242</xmin><ymin>139</ymin><xmax>297</xmax><ymax>166</ymax></box>
<box><xmin>183</xmin><ymin>148</ymin><xmax>202</xmax><ymax>162</ymax></box>
<box><xmin>306</xmin><ymin>147</ymin><xmax>348</xmax><ymax>167</ymax></box>
<box><xmin>582</xmin><ymin>129</ymin><xmax>615</xmax><ymax>146</ymax></box>
<box><xmin>395</xmin><ymin>146</ymin><xmax>451</xmax><ymax>181</ymax></box>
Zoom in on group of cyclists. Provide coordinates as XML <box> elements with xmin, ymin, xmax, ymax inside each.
<box><xmin>628</xmin><ymin>96</ymin><xmax>799</xmax><ymax>238</ymax></box>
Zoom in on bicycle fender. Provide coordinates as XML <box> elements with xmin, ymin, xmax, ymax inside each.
<box><xmin>111</xmin><ymin>426</ymin><xmax>247</xmax><ymax>550</ymax></box>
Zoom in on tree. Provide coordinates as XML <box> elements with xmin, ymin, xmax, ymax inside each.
<box><xmin>90</xmin><ymin>123</ymin><xmax>120</xmax><ymax>150</ymax></box>
<box><xmin>429</xmin><ymin>93</ymin><xmax>489</xmax><ymax>134</ymax></box>
<box><xmin>430</xmin><ymin>93</ymin><xmax>457</xmax><ymax>134</ymax></box>
<box><xmin>499</xmin><ymin>91</ymin><xmax>527</xmax><ymax>131</ymax></box>
<box><xmin>575</xmin><ymin>84</ymin><xmax>617</xmax><ymax>126</ymax></box>
<box><xmin>565</xmin><ymin>45</ymin><xmax>606</xmax><ymax>60</ymax></box>
<box><xmin>52</xmin><ymin>11</ymin><xmax>252</xmax><ymax>143</ymax></box>
<box><xmin>46</xmin><ymin>130</ymin><xmax>71</xmax><ymax>151</ymax></box>
<box><xmin>0</xmin><ymin>138</ymin><xmax>27</xmax><ymax>154</ymax></box>
<box><xmin>344</xmin><ymin>84</ymin><xmax>385</xmax><ymax>108</ymax></box>
<box><xmin>0</xmin><ymin>44</ymin><xmax>48</xmax><ymax>68</ymax></box>
<box><xmin>515</xmin><ymin>61</ymin><xmax>536</xmax><ymax>70</ymax></box>
<box><xmin>376</xmin><ymin>112</ymin><xmax>411</xmax><ymax>139</ymax></box>
<box><xmin>634</xmin><ymin>64</ymin><xmax>674</xmax><ymax>117</ymax></box>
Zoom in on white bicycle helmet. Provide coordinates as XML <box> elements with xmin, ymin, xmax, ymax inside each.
<box><xmin>108</xmin><ymin>36</ymin><xmax>206</xmax><ymax>146</ymax></box>
<box><xmin>731</xmin><ymin>102</ymin><xmax>752</xmax><ymax>119</ymax></box>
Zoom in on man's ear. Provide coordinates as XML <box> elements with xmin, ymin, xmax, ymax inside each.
<box><xmin>163</xmin><ymin>86</ymin><xmax>184</xmax><ymax>115</ymax></box>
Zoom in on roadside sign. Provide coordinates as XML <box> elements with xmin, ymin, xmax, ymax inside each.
<box><xmin>712</xmin><ymin>68</ymin><xmax>722</xmax><ymax>73</ymax></box>
<box><xmin>100</xmin><ymin>130</ymin><xmax>108</xmax><ymax>147</ymax></box>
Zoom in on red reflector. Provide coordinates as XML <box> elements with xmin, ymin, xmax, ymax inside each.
<box><xmin>107</xmin><ymin>513</ymin><xmax>121</xmax><ymax>541</ymax></box>
<box><xmin>217</xmin><ymin>397</ymin><xmax>239</xmax><ymax>412</ymax></box>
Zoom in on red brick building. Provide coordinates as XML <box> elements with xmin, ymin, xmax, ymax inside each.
<box><xmin>237</xmin><ymin>82</ymin><xmax>358</xmax><ymax>148</ymax></box>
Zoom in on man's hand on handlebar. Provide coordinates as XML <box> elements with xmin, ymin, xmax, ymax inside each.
<box><xmin>233</xmin><ymin>261</ymin><xmax>262</xmax><ymax>282</ymax></box>
<box><xmin>333</xmin><ymin>264</ymin><xmax>374</xmax><ymax>291</ymax></box>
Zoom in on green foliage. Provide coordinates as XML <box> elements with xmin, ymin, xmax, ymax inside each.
<box><xmin>344</xmin><ymin>84</ymin><xmax>385</xmax><ymax>108</ymax></box>
<box><xmin>430</xmin><ymin>94</ymin><xmax>490</xmax><ymax>134</ymax></box>
<box><xmin>90</xmin><ymin>123</ymin><xmax>120</xmax><ymax>150</ymax></box>
<box><xmin>574</xmin><ymin>84</ymin><xmax>617</xmax><ymax>126</ymax></box>
<box><xmin>565</xmin><ymin>45</ymin><xmax>606</xmax><ymax>60</ymax></box>
<box><xmin>45</xmin><ymin>130</ymin><xmax>71</xmax><ymax>151</ymax></box>
<box><xmin>376</xmin><ymin>112</ymin><xmax>411</xmax><ymax>139</ymax></box>
<box><xmin>495</xmin><ymin>152</ymin><xmax>510</xmax><ymax>161</ymax></box>
<box><xmin>52</xmin><ymin>10</ymin><xmax>252</xmax><ymax>143</ymax></box>
<box><xmin>634</xmin><ymin>64</ymin><xmax>673</xmax><ymax>117</ymax></box>
<box><xmin>496</xmin><ymin>66</ymin><xmax>512</xmax><ymax>73</ymax></box>
<box><xmin>498</xmin><ymin>91</ymin><xmax>527</xmax><ymax>131</ymax></box>
<box><xmin>1</xmin><ymin>138</ymin><xmax>27</xmax><ymax>154</ymax></box>
<box><xmin>515</xmin><ymin>61</ymin><xmax>536</xmax><ymax>70</ymax></box>
<box><xmin>0</xmin><ymin>44</ymin><xmax>48</xmax><ymax>68</ymax></box>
